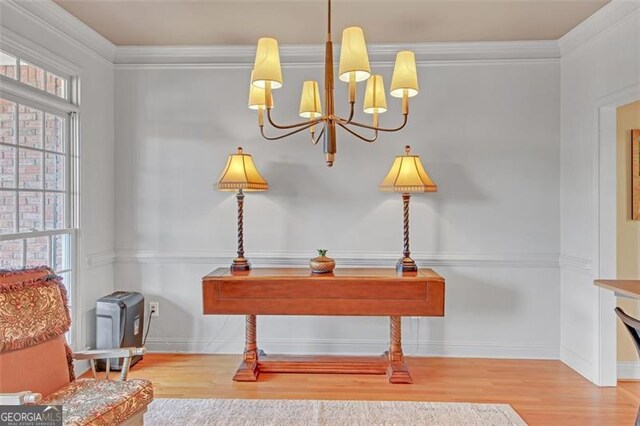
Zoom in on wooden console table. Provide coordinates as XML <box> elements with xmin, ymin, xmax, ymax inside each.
<box><xmin>202</xmin><ymin>267</ymin><xmax>445</xmax><ymax>384</ymax></box>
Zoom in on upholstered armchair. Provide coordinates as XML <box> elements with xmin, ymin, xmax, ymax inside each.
<box><xmin>0</xmin><ymin>267</ymin><xmax>153</xmax><ymax>425</ymax></box>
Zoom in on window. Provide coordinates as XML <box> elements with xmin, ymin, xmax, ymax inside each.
<box><xmin>0</xmin><ymin>48</ymin><xmax>77</xmax><ymax>343</ymax></box>
<box><xmin>0</xmin><ymin>49</ymin><xmax>69</xmax><ymax>100</ymax></box>
<box><xmin>0</xmin><ymin>98</ymin><xmax>73</xmax><ymax>272</ymax></box>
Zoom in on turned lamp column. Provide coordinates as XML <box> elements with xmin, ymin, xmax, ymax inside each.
<box><xmin>398</xmin><ymin>192</ymin><xmax>415</xmax><ymax>271</ymax></box>
<box><xmin>233</xmin><ymin>189</ymin><xmax>249</xmax><ymax>270</ymax></box>
<box><xmin>216</xmin><ymin>147</ymin><xmax>268</xmax><ymax>271</ymax></box>
<box><xmin>380</xmin><ymin>145</ymin><xmax>437</xmax><ymax>273</ymax></box>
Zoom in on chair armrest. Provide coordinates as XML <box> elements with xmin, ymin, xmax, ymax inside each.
<box><xmin>74</xmin><ymin>347</ymin><xmax>146</xmax><ymax>360</ymax></box>
<box><xmin>0</xmin><ymin>391</ymin><xmax>42</xmax><ymax>405</ymax></box>
<box><xmin>75</xmin><ymin>347</ymin><xmax>146</xmax><ymax>381</ymax></box>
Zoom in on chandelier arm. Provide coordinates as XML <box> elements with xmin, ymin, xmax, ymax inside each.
<box><xmin>266</xmin><ymin>108</ymin><xmax>325</xmax><ymax>130</ymax></box>
<box><xmin>259</xmin><ymin>122</ymin><xmax>318</xmax><ymax>141</ymax></box>
<box><xmin>312</xmin><ymin>127</ymin><xmax>325</xmax><ymax>145</ymax></box>
<box><xmin>337</xmin><ymin>122</ymin><xmax>378</xmax><ymax>143</ymax></box>
<box><xmin>341</xmin><ymin>102</ymin><xmax>355</xmax><ymax>124</ymax></box>
<box><xmin>347</xmin><ymin>114</ymin><xmax>408</xmax><ymax>132</ymax></box>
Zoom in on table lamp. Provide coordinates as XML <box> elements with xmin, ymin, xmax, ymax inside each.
<box><xmin>217</xmin><ymin>147</ymin><xmax>268</xmax><ymax>271</ymax></box>
<box><xmin>380</xmin><ymin>145</ymin><xmax>437</xmax><ymax>272</ymax></box>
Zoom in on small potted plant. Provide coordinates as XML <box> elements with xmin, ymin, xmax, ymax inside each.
<box><xmin>310</xmin><ymin>249</ymin><xmax>336</xmax><ymax>274</ymax></box>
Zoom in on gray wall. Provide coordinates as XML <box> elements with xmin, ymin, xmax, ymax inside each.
<box><xmin>114</xmin><ymin>56</ymin><xmax>561</xmax><ymax>357</ymax></box>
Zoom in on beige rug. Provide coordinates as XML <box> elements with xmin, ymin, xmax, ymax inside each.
<box><xmin>144</xmin><ymin>398</ymin><xmax>527</xmax><ymax>425</ymax></box>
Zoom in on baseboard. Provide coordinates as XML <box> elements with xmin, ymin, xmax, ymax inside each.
<box><xmin>618</xmin><ymin>361</ymin><xmax>640</xmax><ymax>380</ymax></box>
<box><xmin>560</xmin><ymin>345</ymin><xmax>595</xmax><ymax>382</ymax></box>
<box><xmin>145</xmin><ymin>337</ymin><xmax>558</xmax><ymax>360</ymax></box>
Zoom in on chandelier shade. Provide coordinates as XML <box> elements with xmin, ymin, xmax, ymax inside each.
<box><xmin>299</xmin><ymin>81</ymin><xmax>323</xmax><ymax>118</ymax></box>
<box><xmin>338</xmin><ymin>27</ymin><xmax>371</xmax><ymax>83</ymax></box>
<box><xmin>217</xmin><ymin>147</ymin><xmax>269</xmax><ymax>192</ymax></box>
<box><xmin>251</xmin><ymin>38</ymin><xmax>283</xmax><ymax>89</ymax></box>
<box><xmin>363</xmin><ymin>75</ymin><xmax>387</xmax><ymax>114</ymax></box>
<box><xmin>379</xmin><ymin>145</ymin><xmax>437</xmax><ymax>193</ymax></box>
<box><xmin>248</xmin><ymin>70</ymin><xmax>269</xmax><ymax>110</ymax></box>
<box><xmin>390</xmin><ymin>51</ymin><xmax>419</xmax><ymax>98</ymax></box>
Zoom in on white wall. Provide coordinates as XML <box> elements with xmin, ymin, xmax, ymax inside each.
<box><xmin>113</xmin><ymin>53</ymin><xmax>561</xmax><ymax>358</ymax></box>
<box><xmin>559</xmin><ymin>1</ymin><xmax>640</xmax><ymax>384</ymax></box>
<box><xmin>0</xmin><ymin>1</ymin><xmax>116</xmax><ymax>351</ymax></box>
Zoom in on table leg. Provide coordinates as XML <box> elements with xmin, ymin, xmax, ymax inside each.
<box><xmin>386</xmin><ymin>315</ymin><xmax>413</xmax><ymax>384</ymax></box>
<box><xmin>233</xmin><ymin>314</ymin><xmax>260</xmax><ymax>381</ymax></box>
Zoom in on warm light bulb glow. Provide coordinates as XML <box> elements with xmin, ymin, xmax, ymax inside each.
<box><xmin>299</xmin><ymin>81</ymin><xmax>322</xmax><ymax>118</ymax></box>
<box><xmin>252</xmin><ymin>37</ymin><xmax>283</xmax><ymax>89</ymax></box>
<box><xmin>248</xmin><ymin>70</ymin><xmax>270</xmax><ymax>110</ymax></box>
<box><xmin>338</xmin><ymin>27</ymin><xmax>371</xmax><ymax>83</ymax></box>
<box><xmin>363</xmin><ymin>75</ymin><xmax>387</xmax><ymax>114</ymax></box>
<box><xmin>390</xmin><ymin>51</ymin><xmax>419</xmax><ymax>98</ymax></box>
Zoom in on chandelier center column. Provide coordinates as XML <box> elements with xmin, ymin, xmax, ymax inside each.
<box><xmin>324</xmin><ymin>0</ymin><xmax>336</xmax><ymax>167</ymax></box>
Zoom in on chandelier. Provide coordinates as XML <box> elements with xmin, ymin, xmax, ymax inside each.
<box><xmin>247</xmin><ymin>0</ymin><xmax>419</xmax><ymax>167</ymax></box>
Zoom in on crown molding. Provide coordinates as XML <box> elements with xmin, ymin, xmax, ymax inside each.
<box><xmin>0</xmin><ymin>27</ymin><xmax>82</xmax><ymax>77</ymax></box>
<box><xmin>114</xmin><ymin>40</ymin><xmax>560</xmax><ymax>67</ymax></box>
<box><xmin>1</xmin><ymin>0</ymin><xmax>116</xmax><ymax>64</ymax></box>
<box><xmin>1</xmin><ymin>0</ymin><xmax>560</xmax><ymax>67</ymax></box>
<box><xmin>558</xmin><ymin>0</ymin><xmax>640</xmax><ymax>56</ymax></box>
<box><xmin>107</xmin><ymin>249</ymin><xmax>560</xmax><ymax>269</ymax></box>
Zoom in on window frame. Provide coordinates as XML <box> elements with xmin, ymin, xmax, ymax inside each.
<box><xmin>0</xmin><ymin>41</ymin><xmax>80</xmax><ymax>347</ymax></box>
<box><xmin>0</xmin><ymin>44</ymin><xmax>72</xmax><ymax>101</ymax></box>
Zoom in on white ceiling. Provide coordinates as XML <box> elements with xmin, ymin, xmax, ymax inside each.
<box><xmin>53</xmin><ymin>0</ymin><xmax>610</xmax><ymax>46</ymax></box>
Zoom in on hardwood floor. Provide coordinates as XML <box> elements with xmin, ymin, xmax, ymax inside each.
<box><xmin>92</xmin><ymin>354</ymin><xmax>640</xmax><ymax>425</ymax></box>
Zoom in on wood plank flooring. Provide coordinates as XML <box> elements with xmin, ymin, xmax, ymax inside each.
<box><xmin>90</xmin><ymin>354</ymin><xmax>640</xmax><ymax>425</ymax></box>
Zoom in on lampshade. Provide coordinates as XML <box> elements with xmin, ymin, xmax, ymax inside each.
<box><xmin>379</xmin><ymin>145</ymin><xmax>437</xmax><ymax>193</ymax></box>
<box><xmin>390</xmin><ymin>51</ymin><xmax>419</xmax><ymax>98</ymax></box>
<box><xmin>217</xmin><ymin>147</ymin><xmax>269</xmax><ymax>192</ymax></box>
<box><xmin>248</xmin><ymin>70</ymin><xmax>270</xmax><ymax>110</ymax></box>
<box><xmin>338</xmin><ymin>27</ymin><xmax>371</xmax><ymax>83</ymax></box>
<box><xmin>298</xmin><ymin>81</ymin><xmax>322</xmax><ymax>118</ymax></box>
<box><xmin>363</xmin><ymin>75</ymin><xmax>387</xmax><ymax>114</ymax></box>
<box><xmin>252</xmin><ymin>37</ymin><xmax>283</xmax><ymax>89</ymax></box>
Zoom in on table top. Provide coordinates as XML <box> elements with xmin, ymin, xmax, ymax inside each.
<box><xmin>594</xmin><ymin>280</ymin><xmax>640</xmax><ymax>299</ymax></box>
<box><xmin>204</xmin><ymin>267</ymin><xmax>444</xmax><ymax>282</ymax></box>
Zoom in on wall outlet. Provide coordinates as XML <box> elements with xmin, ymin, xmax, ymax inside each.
<box><xmin>149</xmin><ymin>302</ymin><xmax>159</xmax><ymax>317</ymax></box>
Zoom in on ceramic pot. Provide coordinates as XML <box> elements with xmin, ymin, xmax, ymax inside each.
<box><xmin>310</xmin><ymin>250</ymin><xmax>336</xmax><ymax>274</ymax></box>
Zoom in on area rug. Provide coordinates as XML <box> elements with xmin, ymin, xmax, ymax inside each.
<box><xmin>144</xmin><ymin>398</ymin><xmax>527</xmax><ymax>425</ymax></box>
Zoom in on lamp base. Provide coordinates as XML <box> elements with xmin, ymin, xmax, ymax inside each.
<box><xmin>231</xmin><ymin>257</ymin><xmax>251</xmax><ymax>271</ymax></box>
<box><xmin>396</xmin><ymin>256</ymin><xmax>418</xmax><ymax>273</ymax></box>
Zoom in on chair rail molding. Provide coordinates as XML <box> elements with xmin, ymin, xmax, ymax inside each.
<box><xmin>558</xmin><ymin>254</ymin><xmax>593</xmax><ymax>275</ymax></box>
<box><xmin>86</xmin><ymin>250</ymin><xmax>117</xmax><ymax>270</ymax></box>
<box><xmin>111</xmin><ymin>250</ymin><xmax>560</xmax><ymax>269</ymax></box>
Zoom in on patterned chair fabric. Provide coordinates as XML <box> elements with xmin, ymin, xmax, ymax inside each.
<box><xmin>42</xmin><ymin>379</ymin><xmax>153</xmax><ymax>426</ymax></box>
<box><xmin>0</xmin><ymin>267</ymin><xmax>75</xmax><ymax>395</ymax></box>
<box><xmin>0</xmin><ymin>267</ymin><xmax>154</xmax><ymax>425</ymax></box>
<box><xmin>0</xmin><ymin>266</ymin><xmax>71</xmax><ymax>352</ymax></box>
